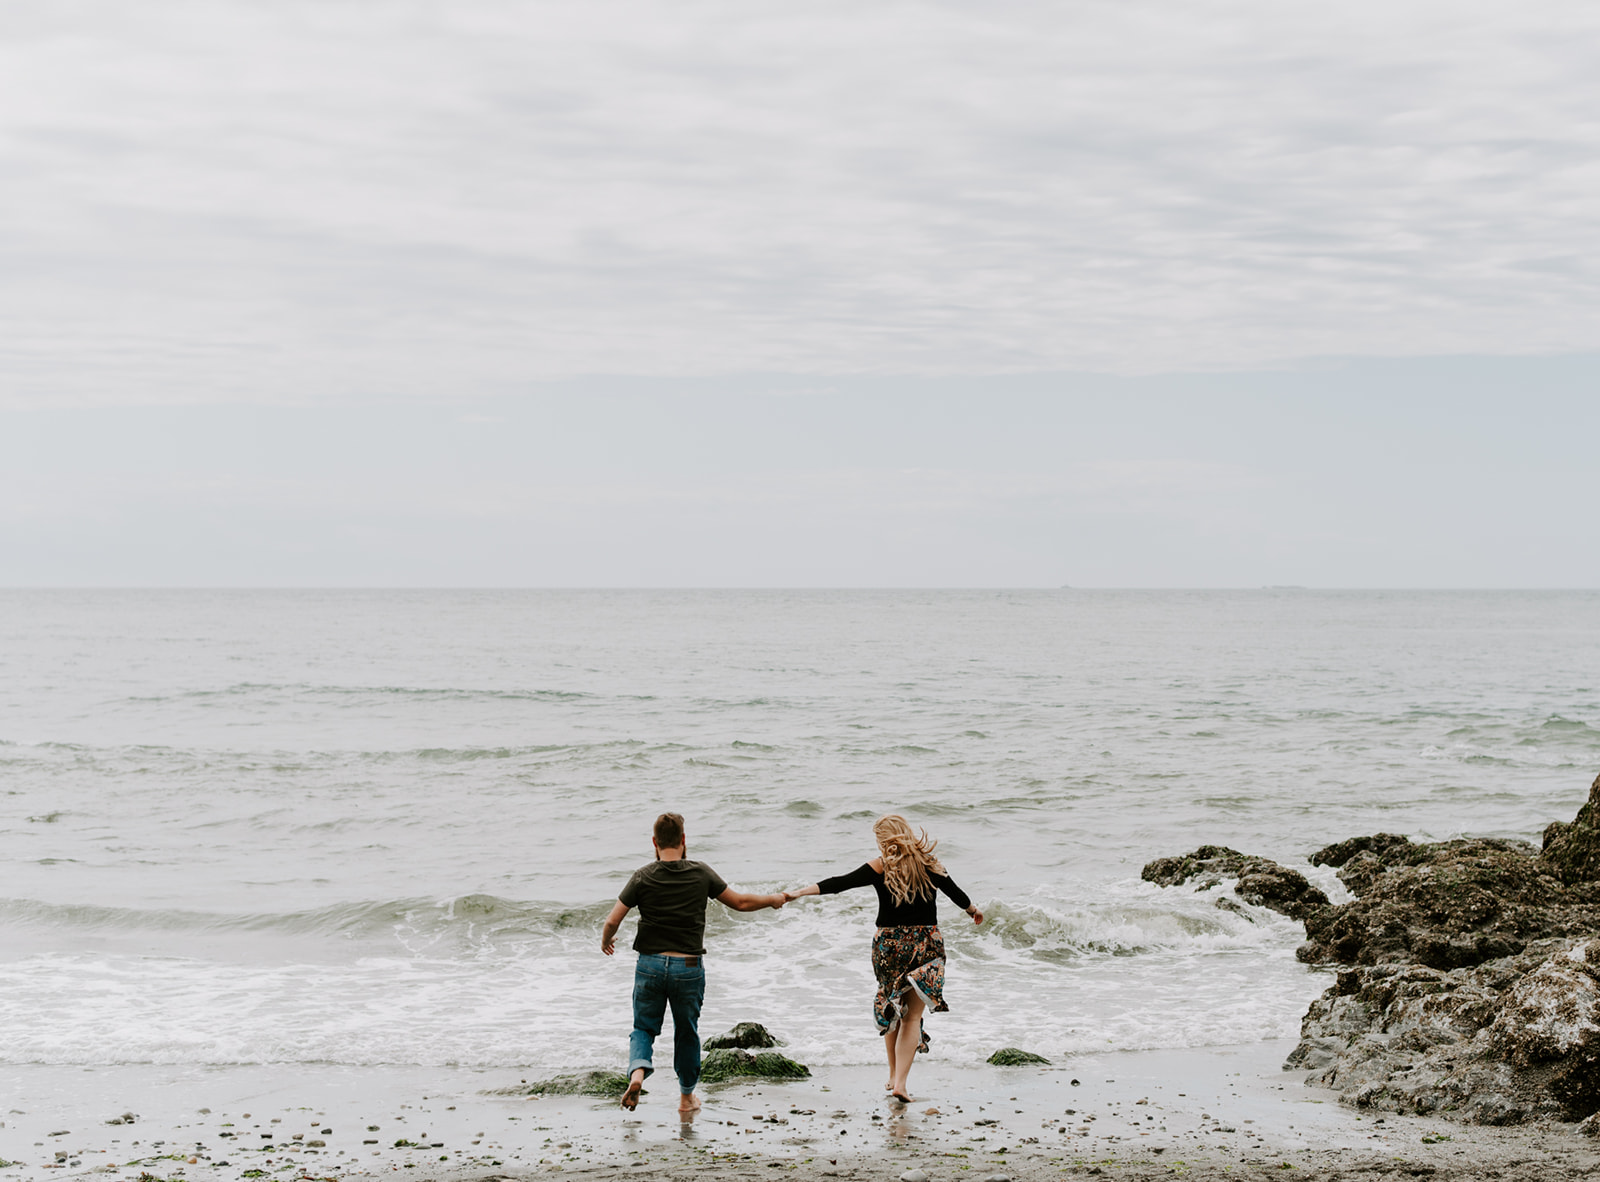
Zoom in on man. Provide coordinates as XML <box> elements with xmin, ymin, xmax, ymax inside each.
<box><xmin>601</xmin><ymin>811</ymin><xmax>786</xmax><ymax>1116</ymax></box>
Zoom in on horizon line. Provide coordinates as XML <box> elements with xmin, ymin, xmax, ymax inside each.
<box><xmin>3</xmin><ymin>585</ymin><xmax>1598</xmax><ymax>594</ymax></box>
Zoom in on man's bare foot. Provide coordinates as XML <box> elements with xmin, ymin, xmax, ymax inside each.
<box><xmin>677</xmin><ymin>1093</ymin><xmax>702</xmax><ymax>1119</ymax></box>
<box><xmin>621</xmin><ymin>1072</ymin><xmax>644</xmax><ymax>1111</ymax></box>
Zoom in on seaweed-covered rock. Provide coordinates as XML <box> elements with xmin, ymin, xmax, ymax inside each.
<box><xmin>1141</xmin><ymin>844</ymin><xmax>1251</xmax><ymax>887</ymax></box>
<box><xmin>1310</xmin><ymin>833</ymin><xmax>1415</xmax><ymax>869</ymax></box>
<box><xmin>987</xmin><ymin>1047</ymin><xmax>1050</xmax><ymax>1066</ymax></box>
<box><xmin>494</xmin><ymin>1070</ymin><xmax>632</xmax><ymax>1097</ymax></box>
<box><xmin>1296</xmin><ymin>836</ymin><xmax>1600</xmax><ymax>969</ymax></box>
<box><xmin>703</xmin><ymin>1021</ymin><xmax>783</xmax><ymax>1050</ymax></box>
<box><xmin>1287</xmin><ymin>939</ymin><xmax>1600</xmax><ymax>1124</ymax></box>
<box><xmin>699</xmin><ymin>1048</ymin><xmax>810</xmax><ymax>1082</ymax></box>
<box><xmin>1309</xmin><ymin>833</ymin><xmax>1415</xmax><ymax>894</ymax></box>
<box><xmin>1152</xmin><ymin>768</ymin><xmax>1600</xmax><ymax>1129</ymax></box>
<box><xmin>1139</xmin><ymin>846</ymin><xmax>1330</xmax><ymax>921</ymax></box>
<box><xmin>1488</xmin><ymin>939</ymin><xmax>1600</xmax><ymax>1069</ymax></box>
<box><xmin>1543</xmin><ymin>772</ymin><xmax>1600</xmax><ymax>885</ymax></box>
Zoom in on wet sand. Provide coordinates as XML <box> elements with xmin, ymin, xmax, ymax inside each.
<box><xmin>5</xmin><ymin>1042</ymin><xmax>1597</xmax><ymax>1182</ymax></box>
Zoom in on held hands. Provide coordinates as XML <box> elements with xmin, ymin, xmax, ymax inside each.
<box><xmin>966</xmin><ymin>905</ymin><xmax>985</xmax><ymax>925</ymax></box>
<box><xmin>768</xmin><ymin>893</ymin><xmax>787</xmax><ymax>910</ymax></box>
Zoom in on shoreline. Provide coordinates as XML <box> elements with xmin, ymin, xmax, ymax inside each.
<box><xmin>7</xmin><ymin>1041</ymin><xmax>1598</xmax><ymax>1182</ymax></box>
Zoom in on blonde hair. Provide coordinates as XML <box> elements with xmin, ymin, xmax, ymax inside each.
<box><xmin>874</xmin><ymin>814</ymin><xmax>944</xmax><ymax>906</ymax></box>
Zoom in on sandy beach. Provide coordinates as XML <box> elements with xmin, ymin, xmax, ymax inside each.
<box><xmin>7</xmin><ymin>1040</ymin><xmax>1598</xmax><ymax>1182</ymax></box>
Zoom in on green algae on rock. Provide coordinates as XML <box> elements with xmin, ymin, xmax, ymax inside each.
<box><xmin>703</xmin><ymin>1021</ymin><xmax>784</xmax><ymax>1050</ymax></box>
<box><xmin>699</xmin><ymin>1048</ymin><xmax>810</xmax><ymax>1081</ymax></box>
<box><xmin>987</xmin><ymin>1047</ymin><xmax>1050</xmax><ymax>1065</ymax></box>
<box><xmin>491</xmin><ymin>1070</ymin><xmax>633</xmax><ymax>1096</ymax></box>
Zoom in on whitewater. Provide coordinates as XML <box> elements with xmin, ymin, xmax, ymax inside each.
<box><xmin>2</xmin><ymin>589</ymin><xmax>1597</xmax><ymax>1074</ymax></box>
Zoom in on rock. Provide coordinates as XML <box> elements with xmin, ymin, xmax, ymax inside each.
<box><xmin>986</xmin><ymin>1047</ymin><xmax>1050</xmax><ymax>1065</ymax></box>
<box><xmin>1288</xmin><ymin>882</ymin><xmax>1600</xmax><ymax>1120</ymax></box>
<box><xmin>1489</xmin><ymin>939</ymin><xmax>1600</xmax><ymax>1067</ymax></box>
<box><xmin>1310</xmin><ymin>833</ymin><xmax>1415</xmax><ymax>870</ymax></box>
<box><xmin>1141</xmin><ymin>844</ymin><xmax>1248</xmax><ymax>887</ymax></box>
<box><xmin>492</xmin><ymin>1070</ymin><xmax>633</xmax><ymax>1097</ymax></box>
<box><xmin>900</xmin><ymin>1170</ymin><xmax>928</xmax><ymax>1182</ymax></box>
<box><xmin>1297</xmin><ymin>835</ymin><xmax>1600</xmax><ymax>969</ymax></box>
<box><xmin>698</xmin><ymin>1048</ymin><xmax>810</xmax><ymax>1081</ymax></box>
<box><xmin>1155</xmin><ymin>768</ymin><xmax>1600</xmax><ymax>1129</ymax></box>
<box><xmin>703</xmin><ymin>1022</ymin><xmax>784</xmax><ymax>1050</ymax></box>
<box><xmin>1543</xmin><ymin>772</ymin><xmax>1600</xmax><ymax>885</ymax></box>
<box><xmin>1140</xmin><ymin>846</ymin><xmax>1330</xmax><ymax>920</ymax></box>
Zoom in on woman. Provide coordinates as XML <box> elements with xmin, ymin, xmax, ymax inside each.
<box><xmin>785</xmin><ymin>815</ymin><xmax>983</xmax><ymax>1102</ymax></box>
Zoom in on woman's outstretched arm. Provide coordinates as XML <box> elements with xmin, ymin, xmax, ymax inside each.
<box><xmin>789</xmin><ymin>861</ymin><xmax>879</xmax><ymax>900</ymax></box>
<box><xmin>933</xmin><ymin>870</ymin><xmax>984</xmax><ymax>924</ymax></box>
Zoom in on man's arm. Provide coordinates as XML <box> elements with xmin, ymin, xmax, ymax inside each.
<box><xmin>715</xmin><ymin>887</ymin><xmax>786</xmax><ymax>912</ymax></box>
<box><xmin>601</xmin><ymin>900</ymin><xmax>631</xmax><ymax>955</ymax></box>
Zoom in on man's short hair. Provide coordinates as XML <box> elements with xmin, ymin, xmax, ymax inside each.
<box><xmin>653</xmin><ymin>812</ymin><xmax>685</xmax><ymax>849</ymax></box>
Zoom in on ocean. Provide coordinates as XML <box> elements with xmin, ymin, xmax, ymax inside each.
<box><xmin>2</xmin><ymin>589</ymin><xmax>1597</xmax><ymax>1077</ymax></box>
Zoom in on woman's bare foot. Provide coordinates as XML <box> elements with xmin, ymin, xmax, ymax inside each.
<box><xmin>890</xmin><ymin>1089</ymin><xmax>911</xmax><ymax>1104</ymax></box>
<box><xmin>677</xmin><ymin>1093</ymin><xmax>702</xmax><ymax>1119</ymax></box>
<box><xmin>620</xmin><ymin>1070</ymin><xmax>645</xmax><ymax>1111</ymax></box>
<box><xmin>885</xmin><ymin>1080</ymin><xmax>894</xmax><ymax>1092</ymax></box>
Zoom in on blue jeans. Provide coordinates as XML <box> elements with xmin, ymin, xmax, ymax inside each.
<box><xmin>628</xmin><ymin>952</ymin><xmax>706</xmax><ymax>1094</ymax></box>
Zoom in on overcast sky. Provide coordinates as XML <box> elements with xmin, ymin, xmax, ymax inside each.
<box><xmin>3</xmin><ymin>2</ymin><xmax>1598</xmax><ymax>585</ymax></box>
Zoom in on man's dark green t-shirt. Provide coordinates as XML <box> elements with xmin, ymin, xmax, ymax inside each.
<box><xmin>618</xmin><ymin>859</ymin><xmax>729</xmax><ymax>955</ymax></box>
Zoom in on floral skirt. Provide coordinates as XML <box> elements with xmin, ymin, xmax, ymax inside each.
<box><xmin>871</xmin><ymin>925</ymin><xmax>948</xmax><ymax>1045</ymax></box>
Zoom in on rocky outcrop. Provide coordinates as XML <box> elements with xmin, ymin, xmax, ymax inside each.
<box><xmin>1140</xmin><ymin>845</ymin><xmax>1331</xmax><ymax>920</ymax></box>
<box><xmin>1543</xmin><ymin>772</ymin><xmax>1600</xmax><ymax>885</ymax></box>
<box><xmin>1144</xmin><ymin>770</ymin><xmax>1600</xmax><ymax>1128</ymax></box>
<box><xmin>1296</xmin><ymin>835</ymin><xmax>1600</xmax><ymax>969</ymax></box>
<box><xmin>1288</xmin><ymin>938</ymin><xmax>1600</xmax><ymax>1124</ymax></box>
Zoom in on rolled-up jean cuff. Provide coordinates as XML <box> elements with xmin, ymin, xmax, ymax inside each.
<box><xmin>628</xmin><ymin>1059</ymin><xmax>654</xmax><ymax>1079</ymax></box>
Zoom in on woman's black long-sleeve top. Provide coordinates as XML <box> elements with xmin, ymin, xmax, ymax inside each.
<box><xmin>817</xmin><ymin>863</ymin><xmax>971</xmax><ymax>926</ymax></box>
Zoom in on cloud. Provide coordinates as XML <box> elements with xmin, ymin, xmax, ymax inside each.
<box><xmin>2</xmin><ymin>1</ymin><xmax>1599</xmax><ymax>404</ymax></box>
